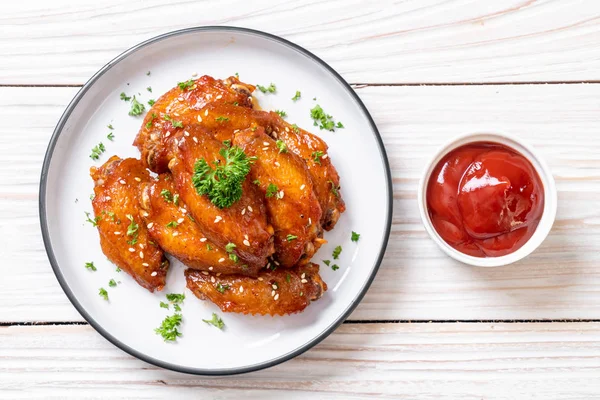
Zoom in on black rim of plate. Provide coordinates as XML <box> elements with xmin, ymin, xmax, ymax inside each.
<box><xmin>39</xmin><ymin>26</ymin><xmax>393</xmax><ymax>376</ymax></box>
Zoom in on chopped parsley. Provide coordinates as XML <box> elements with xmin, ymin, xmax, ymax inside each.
<box><xmin>286</xmin><ymin>234</ymin><xmax>298</xmax><ymax>241</ymax></box>
<box><xmin>275</xmin><ymin>110</ymin><xmax>287</xmax><ymax>118</ymax></box>
<box><xmin>265</xmin><ymin>183</ymin><xmax>279</xmax><ymax>198</ymax></box>
<box><xmin>126</xmin><ymin>214</ymin><xmax>139</xmax><ymax>245</ymax></box>
<box><xmin>206</xmin><ymin>243</ymin><xmax>213</xmax><ymax>251</ymax></box>
<box><xmin>145</xmin><ymin>113</ymin><xmax>156</xmax><ymax>129</ymax></box>
<box><xmin>85</xmin><ymin>211</ymin><xmax>100</xmax><ymax>227</ymax></box>
<box><xmin>233</xmin><ymin>101</ymin><xmax>239</xmax><ymax>106</ymax></box>
<box><xmin>286</xmin><ymin>273</ymin><xmax>291</xmax><ymax>283</ymax></box>
<box><xmin>312</xmin><ymin>151</ymin><xmax>324</xmax><ymax>165</ymax></box>
<box><xmin>85</xmin><ymin>262</ymin><xmax>97</xmax><ymax>271</ymax></box>
<box><xmin>225</xmin><ymin>242</ymin><xmax>238</xmax><ymax>262</ymax></box>
<box><xmin>128</xmin><ymin>96</ymin><xmax>146</xmax><ymax>116</ymax></box>
<box><xmin>174</xmin><ymin>304</ymin><xmax>181</xmax><ymax>312</ymax></box>
<box><xmin>291</xmin><ymin>91</ymin><xmax>301</xmax><ymax>101</ymax></box>
<box><xmin>323</xmin><ymin>260</ymin><xmax>331</xmax><ymax>266</ymax></box>
<box><xmin>146</xmin><ymin>86</ymin><xmax>152</xmax><ymax>93</ymax></box>
<box><xmin>99</xmin><ymin>288</ymin><xmax>108</xmax><ymax>301</ymax></box>
<box><xmin>148</xmin><ymin>99</ymin><xmax>156</xmax><ymax>106</ymax></box>
<box><xmin>120</xmin><ymin>92</ymin><xmax>131</xmax><ymax>101</ymax></box>
<box><xmin>160</xmin><ymin>189</ymin><xmax>173</xmax><ymax>202</ymax></box>
<box><xmin>166</xmin><ymin>293</ymin><xmax>185</xmax><ymax>304</ymax></box>
<box><xmin>192</xmin><ymin>146</ymin><xmax>256</xmax><ymax>208</ymax></box>
<box><xmin>186</xmin><ymin>213</ymin><xmax>195</xmax><ymax>222</ymax></box>
<box><xmin>166</xmin><ymin>221</ymin><xmax>179</xmax><ymax>228</ymax></box>
<box><xmin>332</xmin><ymin>245</ymin><xmax>342</xmax><ymax>259</ymax></box>
<box><xmin>177</xmin><ymin>79</ymin><xmax>195</xmax><ymax>91</ymax></box>
<box><xmin>276</xmin><ymin>140</ymin><xmax>287</xmax><ymax>153</ymax></box>
<box><xmin>173</xmin><ymin>194</ymin><xmax>180</xmax><ymax>206</ymax></box>
<box><xmin>202</xmin><ymin>313</ymin><xmax>225</xmax><ymax>330</ymax></box>
<box><xmin>155</xmin><ymin>313</ymin><xmax>182</xmax><ymax>342</ymax></box>
<box><xmin>160</xmin><ymin>301</ymin><xmax>169</xmax><ymax>309</ymax></box>
<box><xmin>329</xmin><ymin>180</ymin><xmax>340</xmax><ymax>197</ymax></box>
<box><xmin>253</xmin><ymin>179</ymin><xmax>261</xmax><ymax>186</ymax></box>
<box><xmin>291</xmin><ymin>124</ymin><xmax>300</xmax><ymax>133</ymax></box>
<box><xmin>331</xmin><ymin>264</ymin><xmax>339</xmax><ymax>271</ymax></box>
<box><xmin>108</xmin><ymin>279</ymin><xmax>117</xmax><ymax>288</ymax></box>
<box><xmin>107</xmin><ymin>132</ymin><xmax>115</xmax><ymax>141</ymax></box>
<box><xmin>90</xmin><ymin>142</ymin><xmax>106</xmax><ymax>160</ymax></box>
<box><xmin>163</xmin><ymin>114</ymin><xmax>183</xmax><ymax>128</ymax></box>
<box><xmin>116</xmin><ymin>267</ymin><xmax>121</xmax><ymax>272</ymax></box>
<box><xmin>215</xmin><ymin>116</ymin><xmax>230</xmax><ymax>122</ymax></box>
<box><xmin>351</xmin><ymin>231</ymin><xmax>360</xmax><ymax>242</ymax></box>
<box><xmin>107</xmin><ymin>124</ymin><xmax>114</xmax><ymax>130</ymax></box>
<box><xmin>256</xmin><ymin>83</ymin><xmax>276</xmax><ymax>94</ymax></box>
<box><xmin>310</xmin><ymin>104</ymin><xmax>343</xmax><ymax>132</ymax></box>
<box><xmin>146</xmin><ymin>71</ymin><xmax>151</xmax><ymax>76</ymax></box>
<box><xmin>216</xmin><ymin>283</ymin><xmax>230</xmax><ymax>293</ymax></box>
<box><xmin>222</xmin><ymin>139</ymin><xmax>231</xmax><ymax>148</ymax></box>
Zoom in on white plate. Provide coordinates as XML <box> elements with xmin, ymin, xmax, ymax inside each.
<box><xmin>40</xmin><ymin>27</ymin><xmax>392</xmax><ymax>375</ymax></box>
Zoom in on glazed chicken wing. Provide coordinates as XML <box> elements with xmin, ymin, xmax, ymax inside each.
<box><xmin>90</xmin><ymin>156</ymin><xmax>169</xmax><ymax>291</ymax></box>
<box><xmin>234</xmin><ymin>127</ymin><xmax>323</xmax><ymax>268</ymax></box>
<box><xmin>168</xmin><ymin>126</ymin><xmax>274</xmax><ymax>269</ymax></box>
<box><xmin>139</xmin><ymin>174</ymin><xmax>260</xmax><ymax>276</ymax></box>
<box><xmin>134</xmin><ymin>75</ymin><xmax>255</xmax><ymax>172</ymax></box>
<box><xmin>185</xmin><ymin>263</ymin><xmax>327</xmax><ymax>316</ymax></box>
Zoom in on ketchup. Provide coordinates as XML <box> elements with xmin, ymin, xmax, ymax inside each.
<box><xmin>426</xmin><ymin>142</ymin><xmax>544</xmax><ymax>257</ymax></box>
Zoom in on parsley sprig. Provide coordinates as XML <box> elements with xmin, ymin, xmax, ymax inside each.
<box><xmin>128</xmin><ymin>96</ymin><xmax>146</xmax><ymax>116</ymax></box>
<box><xmin>310</xmin><ymin>104</ymin><xmax>343</xmax><ymax>131</ymax></box>
<box><xmin>291</xmin><ymin>91</ymin><xmax>301</xmax><ymax>101</ymax></box>
<box><xmin>203</xmin><ymin>313</ymin><xmax>225</xmax><ymax>330</ymax></box>
<box><xmin>155</xmin><ymin>313</ymin><xmax>183</xmax><ymax>342</ymax></box>
<box><xmin>90</xmin><ymin>142</ymin><xmax>106</xmax><ymax>160</ymax></box>
<box><xmin>256</xmin><ymin>83</ymin><xmax>276</xmax><ymax>94</ymax></box>
<box><xmin>192</xmin><ymin>146</ymin><xmax>256</xmax><ymax>208</ymax></box>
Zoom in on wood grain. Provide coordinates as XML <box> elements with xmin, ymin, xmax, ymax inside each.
<box><xmin>1</xmin><ymin>322</ymin><xmax>600</xmax><ymax>399</ymax></box>
<box><xmin>4</xmin><ymin>0</ymin><xmax>600</xmax><ymax>84</ymax></box>
<box><xmin>1</xmin><ymin>84</ymin><xmax>599</xmax><ymax>322</ymax></box>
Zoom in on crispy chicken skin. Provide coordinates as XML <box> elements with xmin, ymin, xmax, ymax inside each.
<box><xmin>185</xmin><ymin>263</ymin><xmax>327</xmax><ymax>316</ymax></box>
<box><xmin>134</xmin><ymin>76</ymin><xmax>254</xmax><ymax>173</ymax></box>
<box><xmin>234</xmin><ymin>127</ymin><xmax>323</xmax><ymax>267</ymax></box>
<box><xmin>139</xmin><ymin>174</ymin><xmax>261</xmax><ymax>276</ymax></box>
<box><xmin>90</xmin><ymin>156</ymin><xmax>169</xmax><ymax>291</ymax></box>
<box><xmin>168</xmin><ymin>126</ymin><xmax>275</xmax><ymax>269</ymax></box>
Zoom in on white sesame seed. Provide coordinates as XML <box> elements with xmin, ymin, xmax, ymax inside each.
<box><xmin>217</xmin><ymin>272</ymin><xmax>221</xmax><ymax>277</ymax></box>
<box><xmin>285</xmin><ymin>127</ymin><xmax>290</xmax><ymax>132</ymax></box>
<box><xmin>279</xmin><ymin>190</ymin><xmax>285</xmax><ymax>198</ymax></box>
<box><xmin>165</xmin><ymin>131</ymin><xmax>171</xmax><ymax>138</ymax></box>
<box><xmin>178</xmin><ymin>97</ymin><xmax>184</xmax><ymax>101</ymax></box>
<box><xmin>202</xmin><ymin>271</ymin><xmax>209</xmax><ymax>275</ymax></box>
<box><xmin>273</xmin><ymin>260</ymin><xmax>280</xmax><ymax>266</ymax></box>
<box><xmin>301</xmin><ymin>279</ymin><xmax>308</xmax><ymax>284</ymax></box>
<box><xmin>142</xmin><ymin>263</ymin><xmax>149</xmax><ymax>267</ymax></box>
<box><xmin>262</xmin><ymin>147</ymin><xmax>269</xmax><ymax>151</ymax></box>
<box><xmin>263</xmin><ymin>141</ymin><xmax>270</xmax><ymax>146</ymax></box>
<box><xmin>193</xmin><ymin>137</ymin><xmax>198</xmax><ymax>143</ymax></box>
<box><xmin>200</xmin><ymin>238</ymin><xmax>207</xmax><ymax>242</ymax></box>
<box><xmin>119</xmin><ymin>179</ymin><xmax>126</xmax><ymax>185</ymax></box>
<box><xmin>134</xmin><ymin>177</ymin><xmax>141</xmax><ymax>182</ymax></box>
<box><xmin>308</xmin><ymin>218</ymin><xmax>312</xmax><ymax>225</ymax></box>
<box><xmin>139</xmin><ymin>243</ymin><xmax>145</xmax><ymax>249</ymax></box>
<box><xmin>211</xmin><ymin>276</ymin><xmax>215</xmax><ymax>283</ymax></box>
<box><xmin>274</xmin><ymin>293</ymin><xmax>279</xmax><ymax>301</ymax></box>
<box><xmin>172</xmin><ymin>232</ymin><xmax>179</xmax><ymax>237</ymax></box>
<box><xmin>180</xmin><ymin>208</ymin><xmax>187</xmax><ymax>214</ymax></box>
<box><xmin>239</xmin><ymin>286</ymin><xmax>244</xmax><ymax>293</ymax></box>
<box><xmin>141</xmin><ymin>211</ymin><xmax>149</xmax><ymax>217</ymax></box>
<box><xmin>151</xmin><ymin>271</ymin><xmax>157</xmax><ymax>276</ymax></box>
<box><xmin>216</xmin><ymin>94</ymin><xmax>222</xmax><ymax>100</ymax></box>
<box><xmin>204</xmin><ymin>110</ymin><xmax>208</xmax><ymax>116</ymax></box>
<box><xmin>197</xmin><ymin>115</ymin><xmax>203</xmax><ymax>122</ymax></box>
<box><xmin>266</xmin><ymin>263</ymin><xmax>271</xmax><ymax>269</ymax></box>
<box><xmin>105</xmin><ymin>196</ymin><xmax>111</xmax><ymax>200</ymax></box>
<box><xmin>128</xmin><ymin>248</ymin><xmax>135</xmax><ymax>252</ymax></box>
<box><xmin>247</xmin><ymin>206</ymin><xmax>253</xmax><ymax>212</ymax></box>
<box><xmin>274</xmin><ymin>162</ymin><xmax>280</xmax><ymax>167</ymax></box>
<box><xmin>139</xmin><ymin>251</ymin><xmax>144</xmax><ymax>259</ymax></box>
<box><xmin>244</xmin><ymin>234</ymin><xmax>249</xmax><ymax>240</ymax></box>
<box><xmin>301</xmin><ymin>273</ymin><xmax>306</xmax><ymax>279</ymax></box>
<box><xmin>218</xmin><ymin>258</ymin><xmax>225</xmax><ymax>263</ymax></box>
<box><xmin>214</xmin><ymin>216</ymin><xmax>222</xmax><ymax>223</ymax></box>
<box><xmin>322</xmin><ymin>154</ymin><xmax>328</xmax><ymax>159</ymax></box>
<box><xmin>147</xmin><ymin>223</ymin><xmax>154</xmax><ymax>229</ymax></box>
<box><xmin>177</xmin><ymin>218</ymin><xmax>184</xmax><ymax>224</ymax></box>
<box><xmin>271</xmin><ymin>290</ymin><xmax>276</xmax><ymax>297</ymax></box>
<box><xmin>209</xmin><ymin>266</ymin><xmax>213</xmax><ymax>271</ymax></box>
<box><xmin>192</xmin><ymin>72</ymin><xmax>198</xmax><ymax>77</ymax></box>
<box><xmin>184</xmin><ymin>131</ymin><xmax>190</xmax><ymax>137</ymax></box>
<box><xmin>114</xmin><ymin>231</ymin><xmax>122</xmax><ymax>235</ymax></box>
<box><xmin>272</xmin><ymin>284</ymin><xmax>277</xmax><ymax>290</ymax></box>
<box><xmin>300</xmin><ymin>184</ymin><xmax>306</xmax><ymax>190</ymax></box>
<box><xmin>243</xmin><ymin>239</ymin><xmax>250</xmax><ymax>246</ymax></box>
<box><xmin>241</xmin><ymin>208</ymin><xmax>246</xmax><ymax>215</ymax></box>
<box><xmin>258</xmin><ymin>277</ymin><xmax>264</xmax><ymax>281</ymax></box>
<box><xmin>233</xmin><ymin>129</ymin><xmax>239</xmax><ymax>133</ymax></box>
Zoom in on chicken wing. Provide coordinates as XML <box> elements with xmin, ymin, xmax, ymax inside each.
<box><xmin>168</xmin><ymin>126</ymin><xmax>274</xmax><ymax>270</ymax></box>
<box><xmin>134</xmin><ymin>75</ymin><xmax>254</xmax><ymax>173</ymax></box>
<box><xmin>185</xmin><ymin>263</ymin><xmax>327</xmax><ymax>316</ymax></box>
<box><xmin>90</xmin><ymin>156</ymin><xmax>169</xmax><ymax>292</ymax></box>
<box><xmin>234</xmin><ymin>127</ymin><xmax>323</xmax><ymax>268</ymax></box>
<box><xmin>139</xmin><ymin>174</ymin><xmax>260</xmax><ymax>276</ymax></box>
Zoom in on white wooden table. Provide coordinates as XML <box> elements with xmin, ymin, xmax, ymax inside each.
<box><xmin>2</xmin><ymin>1</ymin><xmax>600</xmax><ymax>398</ymax></box>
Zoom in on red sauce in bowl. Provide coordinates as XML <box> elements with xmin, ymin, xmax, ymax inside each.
<box><xmin>426</xmin><ymin>142</ymin><xmax>544</xmax><ymax>257</ymax></box>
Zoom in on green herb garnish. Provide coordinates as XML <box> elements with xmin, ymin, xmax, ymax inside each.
<box><xmin>85</xmin><ymin>262</ymin><xmax>97</xmax><ymax>271</ymax></box>
<box><xmin>163</xmin><ymin>114</ymin><xmax>183</xmax><ymax>128</ymax></box>
<box><xmin>265</xmin><ymin>183</ymin><xmax>278</xmax><ymax>198</ymax></box>
<box><xmin>351</xmin><ymin>231</ymin><xmax>360</xmax><ymax>242</ymax></box>
<box><xmin>146</xmin><ymin>86</ymin><xmax>152</xmax><ymax>93</ymax></box>
<box><xmin>202</xmin><ymin>313</ymin><xmax>225</xmax><ymax>330</ymax></box>
<box><xmin>128</xmin><ymin>96</ymin><xmax>145</xmax><ymax>116</ymax></box>
<box><xmin>215</xmin><ymin>116</ymin><xmax>229</xmax><ymax>122</ymax></box>
<box><xmin>148</xmin><ymin>99</ymin><xmax>156</xmax><ymax>106</ymax></box>
<box><xmin>276</xmin><ymin>140</ymin><xmax>287</xmax><ymax>153</ymax></box>
<box><xmin>216</xmin><ymin>283</ymin><xmax>230</xmax><ymax>294</ymax></box>
<box><xmin>160</xmin><ymin>189</ymin><xmax>173</xmax><ymax>202</ymax></box>
<box><xmin>275</xmin><ymin>110</ymin><xmax>287</xmax><ymax>118</ymax></box>
<box><xmin>90</xmin><ymin>142</ymin><xmax>106</xmax><ymax>160</ymax></box>
<box><xmin>332</xmin><ymin>245</ymin><xmax>342</xmax><ymax>259</ymax></box>
<box><xmin>120</xmin><ymin>92</ymin><xmax>131</xmax><ymax>101</ymax></box>
<box><xmin>155</xmin><ymin>313</ymin><xmax>182</xmax><ymax>342</ymax></box>
<box><xmin>310</xmin><ymin>104</ymin><xmax>342</xmax><ymax>131</ymax></box>
<box><xmin>145</xmin><ymin>113</ymin><xmax>156</xmax><ymax>129</ymax></box>
<box><xmin>99</xmin><ymin>288</ymin><xmax>108</xmax><ymax>301</ymax></box>
<box><xmin>332</xmin><ymin>264</ymin><xmax>339</xmax><ymax>271</ymax></box>
<box><xmin>312</xmin><ymin>151</ymin><xmax>323</xmax><ymax>165</ymax></box>
<box><xmin>85</xmin><ymin>211</ymin><xmax>100</xmax><ymax>227</ymax></box>
<box><xmin>107</xmin><ymin>132</ymin><xmax>115</xmax><ymax>141</ymax></box>
<box><xmin>286</xmin><ymin>234</ymin><xmax>298</xmax><ymax>241</ymax></box>
<box><xmin>166</xmin><ymin>221</ymin><xmax>179</xmax><ymax>228</ymax></box>
<box><xmin>160</xmin><ymin>301</ymin><xmax>169</xmax><ymax>309</ymax></box>
<box><xmin>178</xmin><ymin>79</ymin><xmax>195</xmax><ymax>91</ymax></box>
<box><xmin>256</xmin><ymin>83</ymin><xmax>276</xmax><ymax>94</ymax></box>
<box><xmin>291</xmin><ymin>91</ymin><xmax>301</xmax><ymax>101</ymax></box>
<box><xmin>108</xmin><ymin>279</ymin><xmax>117</xmax><ymax>288</ymax></box>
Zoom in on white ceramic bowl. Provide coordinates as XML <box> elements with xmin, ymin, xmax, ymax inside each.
<box><xmin>417</xmin><ymin>131</ymin><xmax>557</xmax><ymax>267</ymax></box>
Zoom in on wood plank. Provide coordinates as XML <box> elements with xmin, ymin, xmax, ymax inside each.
<box><xmin>1</xmin><ymin>322</ymin><xmax>600</xmax><ymax>399</ymax></box>
<box><xmin>4</xmin><ymin>0</ymin><xmax>600</xmax><ymax>84</ymax></box>
<box><xmin>1</xmin><ymin>84</ymin><xmax>599</xmax><ymax>322</ymax></box>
